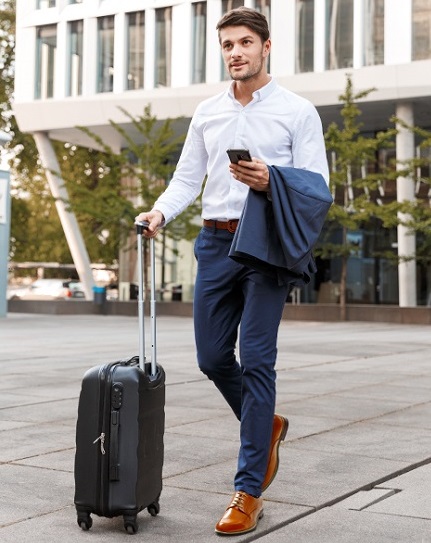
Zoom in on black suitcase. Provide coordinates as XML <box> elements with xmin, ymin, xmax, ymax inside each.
<box><xmin>74</xmin><ymin>224</ymin><xmax>165</xmax><ymax>534</ymax></box>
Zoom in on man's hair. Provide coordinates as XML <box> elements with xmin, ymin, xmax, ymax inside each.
<box><xmin>216</xmin><ymin>7</ymin><xmax>270</xmax><ymax>43</ymax></box>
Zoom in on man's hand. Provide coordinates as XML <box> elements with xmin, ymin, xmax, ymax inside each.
<box><xmin>229</xmin><ymin>157</ymin><xmax>270</xmax><ymax>192</ymax></box>
<box><xmin>134</xmin><ymin>210</ymin><xmax>165</xmax><ymax>238</ymax></box>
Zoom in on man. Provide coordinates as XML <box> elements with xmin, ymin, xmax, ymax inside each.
<box><xmin>136</xmin><ymin>6</ymin><xmax>329</xmax><ymax>536</ymax></box>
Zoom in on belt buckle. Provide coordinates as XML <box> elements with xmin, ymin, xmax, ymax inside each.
<box><xmin>227</xmin><ymin>220</ymin><xmax>237</xmax><ymax>233</ymax></box>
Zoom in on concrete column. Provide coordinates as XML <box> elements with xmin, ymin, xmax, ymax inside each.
<box><xmin>33</xmin><ymin>131</ymin><xmax>95</xmax><ymax>300</ymax></box>
<box><xmin>270</xmin><ymin>0</ymin><xmax>294</xmax><ymax>76</ymax></box>
<box><xmin>396</xmin><ymin>102</ymin><xmax>416</xmax><ymax>307</ymax></box>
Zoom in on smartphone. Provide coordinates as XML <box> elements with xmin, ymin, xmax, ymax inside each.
<box><xmin>226</xmin><ymin>149</ymin><xmax>252</xmax><ymax>164</ymax></box>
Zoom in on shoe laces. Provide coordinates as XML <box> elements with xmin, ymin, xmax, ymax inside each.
<box><xmin>230</xmin><ymin>491</ymin><xmax>247</xmax><ymax>512</ymax></box>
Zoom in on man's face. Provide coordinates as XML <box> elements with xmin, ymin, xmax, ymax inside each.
<box><xmin>219</xmin><ymin>25</ymin><xmax>270</xmax><ymax>82</ymax></box>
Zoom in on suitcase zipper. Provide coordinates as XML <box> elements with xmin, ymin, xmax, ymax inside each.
<box><xmin>96</xmin><ymin>362</ymin><xmax>116</xmax><ymax>516</ymax></box>
<box><xmin>93</xmin><ymin>432</ymin><xmax>106</xmax><ymax>454</ymax></box>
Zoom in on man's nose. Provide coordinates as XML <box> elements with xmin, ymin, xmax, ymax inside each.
<box><xmin>230</xmin><ymin>45</ymin><xmax>243</xmax><ymax>57</ymax></box>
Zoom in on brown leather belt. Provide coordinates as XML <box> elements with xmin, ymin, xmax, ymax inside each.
<box><xmin>203</xmin><ymin>219</ymin><xmax>239</xmax><ymax>233</ymax></box>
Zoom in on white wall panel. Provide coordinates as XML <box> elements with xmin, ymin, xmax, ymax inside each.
<box><xmin>385</xmin><ymin>0</ymin><xmax>412</xmax><ymax>64</ymax></box>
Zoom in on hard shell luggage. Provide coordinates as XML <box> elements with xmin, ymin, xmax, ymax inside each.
<box><xmin>74</xmin><ymin>224</ymin><xmax>165</xmax><ymax>534</ymax></box>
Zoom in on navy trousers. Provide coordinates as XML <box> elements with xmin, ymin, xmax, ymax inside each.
<box><xmin>193</xmin><ymin>226</ymin><xmax>289</xmax><ymax>497</ymax></box>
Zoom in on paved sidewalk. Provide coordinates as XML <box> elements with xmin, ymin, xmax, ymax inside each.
<box><xmin>1</xmin><ymin>313</ymin><xmax>431</xmax><ymax>542</ymax></box>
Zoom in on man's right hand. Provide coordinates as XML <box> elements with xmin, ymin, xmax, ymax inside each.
<box><xmin>135</xmin><ymin>210</ymin><xmax>165</xmax><ymax>238</ymax></box>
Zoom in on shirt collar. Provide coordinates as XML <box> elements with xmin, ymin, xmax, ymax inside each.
<box><xmin>227</xmin><ymin>76</ymin><xmax>276</xmax><ymax>104</ymax></box>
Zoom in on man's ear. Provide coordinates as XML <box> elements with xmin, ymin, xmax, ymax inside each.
<box><xmin>263</xmin><ymin>38</ymin><xmax>271</xmax><ymax>57</ymax></box>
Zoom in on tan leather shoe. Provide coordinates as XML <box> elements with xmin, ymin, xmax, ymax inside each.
<box><xmin>215</xmin><ymin>491</ymin><xmax>263</xmax><ymax>535</ymax></box>
<box><xmin>262</xmin><ymin>414</ymin><xmax>289</xmax><ymax>492</ymax></box>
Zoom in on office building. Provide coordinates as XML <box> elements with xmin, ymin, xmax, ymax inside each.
<box><xmin>13</xmin><ymin>0</ymin><xmax>431</xmax><ymax>305</ymax></box>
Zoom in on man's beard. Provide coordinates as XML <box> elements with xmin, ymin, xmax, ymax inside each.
<box><xmin>229</xmin><ymin>58</ymin><xmax>265</xmax><ymax>81</ymax></box>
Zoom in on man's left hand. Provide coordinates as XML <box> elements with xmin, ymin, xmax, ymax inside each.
<box><xmin>229</xmin><ymin>157</ymin><xmax>270</xmax><ymax>192</ymax></box>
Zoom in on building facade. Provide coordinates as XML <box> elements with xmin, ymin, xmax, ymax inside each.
<box><xmin>13</xmin><ymin>0</ymin><xmax>431</xmax><ymax>305</ymax></box>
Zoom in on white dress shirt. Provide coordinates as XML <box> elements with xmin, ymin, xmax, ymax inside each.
<box><xmin>153</xmin><ymin>77</ymin><xmax>329</xmax><ymax>223</ymax></box>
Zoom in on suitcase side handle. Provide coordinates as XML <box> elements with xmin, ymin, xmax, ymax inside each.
<box><xmin>135</xmin><ymin>222</ymin><xmax>157</xmax><ymax>378</ymax></box>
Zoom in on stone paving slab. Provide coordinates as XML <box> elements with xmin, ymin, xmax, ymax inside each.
<box><xmin>1</xmin><ymin>314</ymin><xmax>431</xmax><ymax>542</ymax></box>
<box><xmin>256</xmin><ymin>505</ymin><xmax>431</xmax><ymax>543</ymax></box>
<box><xmin>264</xmin><ymin>445</ymin><xmax>410</xmax><ymax>506</ymax></box>
<box><xmin>363</xmin><ymin>463</ymin><xmax>431</xmax><ymax>519</ymax></box>
<box><xmin>288</xmin><ymin>421</ymin><xmax>431</xmax><ymax>463</ymax></box>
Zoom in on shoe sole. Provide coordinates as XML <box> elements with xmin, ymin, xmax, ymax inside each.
<box><xmin>215</xmin><ymin>510</ymin><xmax>264</xmax><ymax>536</ymax></box>
<box><xmin>262</xmin><ymin>417</ymin><xmax>289</xmax><ymax>492</ymax></box>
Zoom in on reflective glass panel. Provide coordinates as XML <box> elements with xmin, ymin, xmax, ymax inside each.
<box><xmin>127</xmin><ymin>11</ymin><xmax>145</xmax><ymax>90</ymax></box>
<box><xmin>37</xmin><ymin>0</ymin><xmax>56</xmax><ymax>8</ymax></box>
<box><xmin>35</xmin><ymin>25</ymin><xmax>56</xmax><ymax>99</ymax></box>
<box><xmin>412</xmin><ymin>0</ymin><xmax>431</xmax><ymax>60</ymax></box>
<box><xmin>364</xmin><ymin>0</ymin><xmax>384</xmax><ymax>66</ymax></box>
<box><xmin>192</xmin><ymin>2</ymin><xmax>207</xmax><ymax>84</ymax></box>
<box><xmin>296</xmin><ymin>0</ymin><xmax>314</xmax><ymax>72</ymax></box>
<box><xmin>68</xmin><ymin>20</ymin><xmax>83</xmax><ymax>96</ymax></box>
<box><xmin>326</xmin><ymin>0</ymin><xmax>354</xmax><ymax>70</ymax></box>
<box><xmin>155</xmin><ymin>7</ymin><xmax>172</xmax><ymax>87</ymax></box>
<box><xmin>97</xmin><ymin>16</ymin><xmax>115</xmax><ymax>93</ymax></box>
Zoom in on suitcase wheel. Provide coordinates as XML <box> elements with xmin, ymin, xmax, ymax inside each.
<box><xmin>123</xmin><ymin>514</ymin><xmax>138</xmax><ymax>534</ymax></box>
<box><xmin>147</xmin><ymin>501</ymin><xmax>160</xmax><ymax>517</ymax></box>
<box><xmin>77</xmin><ymin>512</ymin><xmax>92</xmax><ymax>531</ymax></box>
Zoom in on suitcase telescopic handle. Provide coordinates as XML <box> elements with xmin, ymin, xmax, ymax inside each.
<box><xmin>135</xmin><ymin>221</ymin><xmax>157</xmax><ymax>378</ymax></box>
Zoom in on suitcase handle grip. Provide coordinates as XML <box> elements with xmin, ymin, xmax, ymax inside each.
<box><xmin>135</xmin><ymin>220</ymin><xmax>150</xmax><ymax>236</ymax></box>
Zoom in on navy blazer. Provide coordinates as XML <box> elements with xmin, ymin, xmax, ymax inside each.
<box><xmin>229</xmin><ymin>166</ymin><xmax>333</xmax><ymax>286</ymax></box>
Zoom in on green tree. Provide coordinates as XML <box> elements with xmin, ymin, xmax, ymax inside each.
<box><xmin>81</xmin><ymin>105</ymin><xmax>200</xmax><ymax>240</ymax></box>
<box><xmin>318</xmin><ymin>75</ymin><xmax>400</xmax><ymax>318</ymax></box>
<box><xmin>0</xmin><ymin>0</ymin><xmax>15</xmax><ymax>130</ymax></box>
<box><xmin>2</xmin><ymin>0</ymin><xmax>196</xmax><ymax>276</ymax></box>
<box><xmin>0</xmin><ymin>0</ymin><xmax>63</xmax><ymax>267</ymax></box>
<box><xmin>77</xmin><ymin>105</ymin><xmax>200</xmax><ymax>293</ymax></box>
<box><xmin>78</xmin><ymin>105</ymin><xmax>200</xmax><ymax>242</ymax></box>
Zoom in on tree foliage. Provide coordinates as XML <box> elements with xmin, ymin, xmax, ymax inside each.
<box><xmin>319</xmin><ymin>75</ymin><xmax>431</xmax><ymax>312</ymax></box>
<box><xmin>0</xmin><ymin>0</ymin><xmax>15</xmax><ymax>128</ymax></box>
<box><xmin>77</xmin><ymin>105</ymin><xmax>201</xmax><ymax>246</ymax></box>
<box><xmin>318</xmin><ymin>75</ymin><xmax>400</xmax><ymax>315</ymax></box>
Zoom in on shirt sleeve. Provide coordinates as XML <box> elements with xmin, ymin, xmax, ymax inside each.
<box><xmin>292</xmin><ymin>102</ymin><xmax>330</xmax><ymax>185</ymax></box>
<box><xmin>152</xmin><ymin>115</ymin><xmax>208</xmax><ymax>223</ymax></box>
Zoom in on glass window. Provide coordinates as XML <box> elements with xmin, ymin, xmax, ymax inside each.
<box><xmin>67</xmin><ymin>20</ymin><xmax>83</xmax><ymax>97</ymax></box>
<box><xmin>326</xmin><ymin>0</ymin><xmax>354</xmax><ymax>70</ymax></box>
<box><xmin>254</xmin><ymin>0</ymin><xmax>271</xmax><ymax>20</ymax></box>
<box><xmin>97</xmin><ymin>16</ymin><xmax>115</xmax><ymax>93</ymax></box>
<box><xmin>412</xmin><ymin>0</ymin><xmax>431</xmax><ymax>60</ymax></box>
<box><xmin>127</xmin><ymin>11</ymin><xmax>145</xmax><ymax>90</ymax></box>
<box><xmin>296</xmin><ymin>0</ymin><xmax>314</xmax><ymax>73</ymax></box>
<box><xmin>254</xmin><ymin>0</ymin><xmax>271</xmax><ymax>72</ymax></box>
<box><xmin>35</xmin><ymin>25</ymin><xmax>57</xmax><ymax>99</ymax></box>
<box><xmin>222</xmin><ymin>0</ymin><xmax>244</xmax><ymax>11</ymax></box>
<box><xmin>192</xmin><ymin>2</ymin><xmax>207</xmax><ymax>84</ymax></box>
<box><xmin>254</xmin><ymin>0</ymin><xmax>271</xmax><ymax>17</ymax></box>
<box><xmin>37</xmin><ymin>0</ymin><xmax>56</xmax><ymax>8</ymax></box>
<box><xmin>221</xmin><ymin>0</ymin><xmax>244</xmax><ymax>80</ymax></box>
<box><xmin>364</xmin><ymin>0</ymin><xmax>384</xmax><ymax>66</ymax></box>
<box><xmin>155</xmin><ymin>7</ymin><xmax>172</xmax><ymax>87</ymax></box>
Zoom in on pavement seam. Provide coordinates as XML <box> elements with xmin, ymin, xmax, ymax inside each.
<box><xmin>5</xmin><ymin>446</ymin><xmax>75</xmax><ymax>465</ymax></box>
<box><xmin>0</xmin><ymin>505</ymin><xmax>73</xmax><ymax>529</ymax></box>
<box><xmin>283</xmin><ymin>399</ymin><xmax>431</xmax><ymax>446</ymax></box>
<box><xmin>0</xmin><ymin>397</ymin><xmax>79</xmax><ymax>412</ymax></box>
<box><xmin>240</xmin><ymin>456</ymin><xmax>431</xmax><ymax>542</ymax></box>
<box><xmin>282</xmin><ymin>345</ymin><xmax>431</xmax><ymax>370</ymax></box>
